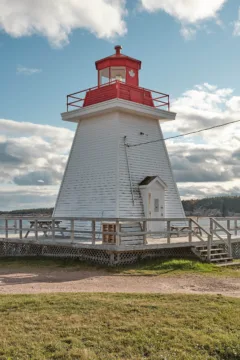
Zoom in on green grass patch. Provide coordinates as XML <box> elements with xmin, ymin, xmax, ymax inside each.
<box><xmin>113</xmin><ymin>259</ymin><xmax>240</xmax><ymax>277</ymax></box>
<box><xmin>0</xmin><ymin>293</ymin><xmax>239</xmax><ymax>359</ymax></box>
<box><xmin>1</xmin><ymin>257</ymin><xmax>239</xmax><ymax>277</ymax></box>
<box><xmin>113</xmin><ymin>258</ymin><xmax>219</xmax><ymax>276</ymax></box>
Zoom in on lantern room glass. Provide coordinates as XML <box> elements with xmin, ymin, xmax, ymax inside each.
<box><xmin>99</xmin><ymin>67</ymin><xmax>126</xmax><ymax>85</ymax></box>
<box><xmin>110</xmin><ymin>67</ymin><xmax>126</xmax><ymax>82</ymax></box>
<box><xmin>99</xmin><ymin>68</ymin><xmax>110</xmax><ymax>85</ymax></box>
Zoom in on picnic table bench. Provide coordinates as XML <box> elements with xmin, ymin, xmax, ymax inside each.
<box><xmin>24</xmin><ymin>220</ymin><xmax>66</xmax><ymax>238</ymax></box>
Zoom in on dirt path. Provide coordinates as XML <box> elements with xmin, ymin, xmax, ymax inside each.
<box><xmin>0</xmin><ymin>268</ymin><xmax>239</xmax><ymax>297</ymax></box>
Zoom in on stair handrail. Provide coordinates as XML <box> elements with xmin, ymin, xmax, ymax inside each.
<box><xmin>189</xmin><ymin>218</ymin><xmax>212</xmax><ymax>260</ymax></box>
<box><xmin>210</xmin><ymin>218</ymin><xmax>232</xmax><ymax>258</ymax></box>
<box><xmin>189</xmin><ymin>218</ymin><xmax>211</xmax><ymax>238</ymax></box>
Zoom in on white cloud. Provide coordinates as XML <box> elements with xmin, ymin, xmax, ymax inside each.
<box><xmin>0</xmin><ymin>119</ymin><xmax>74</xmax><ymax>191</ymax></box>
<box><xmin>140</xmin><ymin>0</ymin><xmax>227</xmax><ymax>23</ymax></box>
<box><xmin>0</xmin><ymin>0</ymin><xmax>127</xmax><ymax>47</ymax></box>
<box><xmin>17</xmin><ymin>65</ymin><xmax>42</xmax><ymax>75</ymax></box>
<box><xmin>178</xmin><ymin>181</ymin><xmax>240</xmax><ymax>200</ymax></box>
<box><xmin>0</xmin><ymin>119</ymin><xmax>75</xmax><ymax>210</ymax></box>
<box><xmin>233</xmin><ymin>7</ymin><xmax>240</xmax><ymax>36</ymax></box>
<box><xmin>0</xmin><ymin>185</ymin><xmax>58</xmax><ymax>211</ymax></box>
<box><xmin>180</xmin><ymin>26</ymin><xmax>196</xmax><ymax>40</ymax></box>
<box><xmin>161</xmin><ymin>83</ymin><xmax>240</xmax><ymax>199</ymax></box>
<box><xmin>140</xmin><ymin>0</ymin><xmax>227</xmax><ymax>38</ymax></box>
<box><xmin>226</xmin><ymin>96</ymin><xmax>240</xmax><ymax>112</ymax></box>
<box><xmin>0</xmin><ymin>119</ymin><xmax>73</xmax><ymax>144</ymax></box>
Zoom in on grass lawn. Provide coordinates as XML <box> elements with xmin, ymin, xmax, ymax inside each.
<box><xmin>0</xmin><ymin>257</ymin><xmax>239</xmax><ymax>277</ymax></box>
<box><xmin>0</xmin><ymin>293</ymin><xmax>239</xmax><ymax>360</ymax></box>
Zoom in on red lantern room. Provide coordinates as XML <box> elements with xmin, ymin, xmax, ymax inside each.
<box><xmin>67</xmin><ymin>46</ymin><xmax>170</xmax><ymax>111</ymax></box>
<box><xmin>96</xmin><ymin>45</ymin><xmax>141</xmax><ymax>87</ymax></box>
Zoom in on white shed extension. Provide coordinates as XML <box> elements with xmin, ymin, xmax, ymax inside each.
<box><xmin>139</xmin><ymin>176</ymin><xmax>167</xmax><ymax>232</ymax></box>
<box><xmin>53</xmin><ymin>98</ymin><xmax>185</xmax><ymax>220</ymax></box>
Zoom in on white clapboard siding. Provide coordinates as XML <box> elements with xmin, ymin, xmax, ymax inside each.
<box><xmin>117</xmin><ymin>112</ymin><xmax>185</xmax><ymax>218</ymax></box>
<box><xmin>54</xmin><ymin>105</ymin><xmax>185</xmax><ymax>221</ymax></box>
<box><xmin>54</xmin><ymin>112</ymin><xmax>119</xmax><ymax>218</ymax></box>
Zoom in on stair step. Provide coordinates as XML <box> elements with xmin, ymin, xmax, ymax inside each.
<box><xmin>210</xmin><ymin>252</ymin><xmax>229</xmax><ymax>258</ymax></box>
<box><xmin>200</xmin><ymin>253</ymin><xmax>229</xmax><ymax>259</ymax></box>
<box><xmin>210</xmin><ymin>257</ymin><xmax>233</xmax><ymax>263</ymax></box>
<box><xmin>199</xmin><ymin>248</ymin><xmax>224</xmax><ymax>254</ymax></box>
<box><xmin>196</xmin><ymin>245</ymin><xmax>220</xmax><ymax>251</ymax></box>
<box><xmin>216</xmin><ymin>261</ymin><xmax>240</xmax><ymax>267</ymax></box>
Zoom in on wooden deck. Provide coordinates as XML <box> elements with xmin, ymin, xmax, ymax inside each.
<box><xmin>0</xmin><ymin>216</ymin><xmax>239</xmax><ymax>264</ymax></box>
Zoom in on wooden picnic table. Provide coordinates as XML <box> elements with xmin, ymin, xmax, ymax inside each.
<box><xmin>170</xmin><ymin>225</ymin><xmax>202</xmax><ymax>236</ymax></box>
<box><xmin>24</xmin><ymin>220</ymin><xmax>66</xmax><ymax>238</ymax></box>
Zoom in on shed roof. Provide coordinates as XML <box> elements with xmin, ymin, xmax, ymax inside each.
<box><xmin>139</xmin><ymin>176</ymin><xmax>158</xmax><ymax>186</ymax></box>
<box><xmin>139</xmin><ymin>176</ymin><xmax>167</xmax><ymax>189</ymax></box>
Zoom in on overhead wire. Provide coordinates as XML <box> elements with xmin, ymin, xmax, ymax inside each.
<box><xmin>126</xmin><ymin>118</ymin><xmax>240</xmax><ymax>147</ymax></box>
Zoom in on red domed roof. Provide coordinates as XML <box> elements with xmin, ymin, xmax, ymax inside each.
<box><xmin>95</xmin><ymin>45</ymin><xmax>141</xmax><ymax>71</ymax></box>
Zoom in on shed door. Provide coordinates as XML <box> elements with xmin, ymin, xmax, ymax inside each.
<box><xmin>148</xmin><ymin>188</ymin><xmax>165</xmax><ymax>233</ymax></box>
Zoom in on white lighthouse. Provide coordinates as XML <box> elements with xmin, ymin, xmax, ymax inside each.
<box><xmin>53</xmin><ymin>46</ymin><xmax>185</xmax><ymax>231</ymax></box>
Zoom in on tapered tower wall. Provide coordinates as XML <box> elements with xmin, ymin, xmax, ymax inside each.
<box><xmin>54</xmin><ymin>107</ymin><xmax>185</xmax><ymax>219</ymax></box>
<box><xmin>53</xmin><ymin>112</ymin><xmax>119</xmax><ymax>218</ymax></box>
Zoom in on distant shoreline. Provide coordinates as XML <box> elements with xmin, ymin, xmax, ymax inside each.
<box><xmin>1</xmin><ymin>195</ymin><xmax>240</xmax><ymax>217</ymax></box>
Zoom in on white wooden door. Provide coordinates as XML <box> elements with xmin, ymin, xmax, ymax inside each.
<box><xmin>148</xmin><ymin>189</ymin><xmax>165</xmax><ymax>233</ymax></box>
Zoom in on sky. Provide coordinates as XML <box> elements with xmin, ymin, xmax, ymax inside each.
<box><xmin>0</xmin><ymin>0</ymin><xmax>240</xmax><ymax>210</ymax></box>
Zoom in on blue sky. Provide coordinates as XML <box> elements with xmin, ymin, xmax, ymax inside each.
<box><xmin>0</xmin><ymin>0</ymin><xmax>240</xmax><ymax>210</ymax></box>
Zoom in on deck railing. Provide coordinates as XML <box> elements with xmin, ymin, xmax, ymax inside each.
<box><xmin>0</xmin><ymin>216</ymin><xmax>226</xmax><ymax>249</ymax></box>
<box><xmin>66</xmin><ymin>80</ymin><xmax>170</xmax><ymax>111</ymax></box>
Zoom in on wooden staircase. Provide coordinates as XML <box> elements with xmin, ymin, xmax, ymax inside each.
<box><xmin>193</xmin><ymin>245</ymin><xmax>233</xmax><ymax>264</ymax></box>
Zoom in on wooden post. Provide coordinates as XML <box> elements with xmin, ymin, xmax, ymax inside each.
<box><xmin>116</xmin><ymin>220</ymin><xmax>120</xmax><ymax>246</ymax></box>
<box><xmin>71</xmin><ymin>219</ymin><xmax>74</xmax><ymax>243</ymax></box>
<box><xmin>14</xmin><ymin>219</ymin><xmax>17</xmax><ymax>234</ymax></box>
<box><xmin>208</xmin><ymin>218</ymin><xmax>214</xmax><ymax>261</ymax></box>
<box><xmin>35</xmin><ymin>219</ymin><xmax>38</xmax><ymax>241</ymax></box>
<box><xmin>52</xmin><ymin>219</ymin><xmax>55</xmax><ymax>240</ymax></box>
<box><xmin>210</xmin><ymin>218</ymin><xmax>213</xmax><ymax>235</ymax></box>
<box><xmin>234</xmin><ymin>219</ymin><xmax>237</xmax><ymax>236</ymax></box>
<box><xmin>227</xmin><ymin>219</ymin><xmax>230</xmax><ymax>231</ymax></box>
<box><xmin>143</xmin><ymin>220</ymin><xmax>147</xmax><ymax>245</ymax></box>
<box><xmin>228</xmin><ymin>233</ymin><xmax>232</xmax><ymax>258</ymax></box>
<box><xmin>19</xmin><ymin>219</ymin><xmax>23</xmax><ymax>240</ymax></box>
<box><xmin>5</xmin><ymin>219</ymin><xmax>8</xmax><ymax>239</ymax></box>
<box><xmin>167</xmin><ymin>220</ymin><xmax>171</xmax><ymax>244</ymax></box>
<box><xmin>92</xmin><ymin>220</ymin><xmax>96</xmax><ymax>244</ymax></box>
<box><xmin>207</xmin><ymin>234</ymin><xmax>211</xmax><ymax>262</ymax></box>
<box><xmin>188</xmin><ymin>218</ymin><xmax>192</xmax><ymax>243</ymax></box>
<box><xmin>110</xmin><ymin>252</ymin><xmax>115</xmax><ymax>266</ymax></box>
